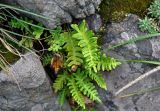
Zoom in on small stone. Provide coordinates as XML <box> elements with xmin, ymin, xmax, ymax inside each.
<box><xmin>31</xmin><ymin>104</ymin><xmax>44</xmax><ymax>111</ymax></box>
<box><xmin>86</xmin><ymin>14</ymin><xmax>102</xmax><ymax>32</ymax></box>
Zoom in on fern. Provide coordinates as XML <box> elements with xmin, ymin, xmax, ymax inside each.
<box><xmin>74</xmin><ymin>70</ymin><xmax>101</xmax><ymax>102</ymax></box>
<box><xmin>97</xmin><ymin>54</ymin><xmax>121</xmax><ymax>71</ymax></box>
<box><xmin>46</xmin><ymin>27</ymin><xmax>65</xmax><ymax>52</ymax></box>
<box><xmin>53</xmin><ymin>72</ymin><xmax>68</xmax><ymax>92</ymax></box>
<box><xmin>62</xmin><ymin>31</ymin><xmax>83</xmax><ymax>67</ymax></box>
<box><xmin>51</xmin><ymin>20</ymin><xmax>121</xmax><ymax>109</ymax></box>
<box><xmin>67</xmin><ymin>75</ymin><xmax>85</xmax><ymax>109</ymax></box>
<box><xmin>71</xmin><ymin>20</ymin><xmax>100</xmax><ymax>72</ymax></box>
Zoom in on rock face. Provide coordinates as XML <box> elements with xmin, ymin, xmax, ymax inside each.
<box><xmin>0</xmin><ymin>53</ymin><xmax>71</xmax><ymax>111</ymax></box>
<box><xmin>3</xmin><ymin>0</ymin><xmax>101</xmax><ymax>28</ymax></box>
<box><xmin>96</xmin><ymin>14</ymin><xmax>160</xmax><ymax>111</ymax></box>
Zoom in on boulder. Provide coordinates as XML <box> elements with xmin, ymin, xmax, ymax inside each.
<box><xmin>3</xmin><ymin>0</ymin><xmax>101</xmax><ymax>28</ymax></box>
<box><xmin>0</xmin><ymin>52</ymin><xmax>71</xmax><ymax>111</ymax></box>
<box><xmin>96</xmin><ymin>14</ymin><xmax>160</xmax><ymax>111</ymax></box>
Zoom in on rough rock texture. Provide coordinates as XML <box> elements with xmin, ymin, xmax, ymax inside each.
<box><xmin>96</xmin><ymin>14</ymin><xmax>160</xmax><ymax>111</ymax></box>
<box><xmin>3</xmin><ymin>0</ymin><xmax>101</xmax><ymax>28</ymax></box>
<box><xmin>85</xmin><ymin>14</ymin><xmax>102</xmax><ymax>32</ymax></box>
<box><xmin>0</xmin><ymin>53</ymin><xmax>71</xmax><ymax>111</ymax></box>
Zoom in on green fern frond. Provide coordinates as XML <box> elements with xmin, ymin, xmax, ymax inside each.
<box><xmin>62</xmin><ymin>32</ymin><xmax>83</xmax><ymax>67</ymax></box>
<box><xmin>67</xmin><ymin>75</ymin><xmax>85</xmax><ymax>109</ymax></box>
<box><xmin>9</xmin><ymin>17</ymin><xmax>32</xmax><ymax>31</ymax></box>
<box><xmin>74</xmin><ymin>70</ymin><xmax>101</xmax><ymax>102</ymax></box>
<box><xmin>97</xmin><ymin>54</ymin><xmax>121</xmax><ymax>71</ymax></box>
<box><xmin>31</xmin><ymin>23</ymin><xmax>44</xmax><ymax>39</ymax></box>
<box><xmin>19</xmin><ymin>37</ymin><xmax>33</xmax><ymax>48</ymax></box>
<box><xmin>87</xmin><ymin>71</ymin><xmax>107</xmax><ymax>90</ymax></box>
<box><xmin>46</xmin><ymin>27</ymin><xmax>65</xmax><ymax>52</ymax></box>
<box><xmin>41</xmin><ymin>53</ymin><xmax>52</xmax><ymax>66</ymax></box>
<box><xmin>71</xmin><ymin>20</ymin><xmax>100</xmax><ymax>72</ymax></box>
<box><xmin>58</xmin><ymin>87</ymin><xmax>68</xmax><ymax>106</ymax></box>
<box><xmin>53</xmin><ymin>72</ymin><xmax>68</xmax><ymax>92</ymax></box>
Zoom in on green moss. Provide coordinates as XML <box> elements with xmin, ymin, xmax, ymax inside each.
<box><xmin>0</xmin><ymin>44</ymin><xmax>19</xmax><ymax>64</ymax></box>
<box><xmin>99</xmin><ymin>0</ymin><xmax>153</xmax><ymax>22</ymax></box>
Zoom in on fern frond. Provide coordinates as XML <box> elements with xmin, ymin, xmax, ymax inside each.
<box><xmin>53</xmin><ymin>72</ymin><xmax>68</xmax><ymax>92</ymax></box>
<box><xmin>58</xmin><ymin>87</ymin><xmax>68</xmax><ymax>106</ymax></box>
<box><xmin>31</xmin><ymin>23</ymin><xmax>44</xmax><ymax>39</ymax></box>
<box><xmin>46</xmin><ymin>27</ymin><xmax>65</xmax><ymax>52</ymax></box>
<box><xmin>67</xmin><ymin>75</ymin><xmax>85</xmax><ymax>109</ymax></box>
<box><xmin>97</xmin><ymin>54</ymin><xmax>121</xmax><ymax>71</ymax></box>
<box><xmin>62</xmin><ymin>32</ymin><xmax>83</xmax><ymax>67</ymax></box>
<box><xmin>71</xmin><ymin>20</ymin><xmax>100</xmax><ymax>72</ymax></box>
<box><xmin>87</xmin><ymin>71</ymin><xmax>107</xmax><ymax>90</ymax></box>
<box><xmin>19</xmin><ymin>37</ymin><xmax>33</xmax><ymax>48</ymax></box>
<box><xmin>74</xmin><ymin>70</ymin><xmax>101</xmax><ymax>102</ymax></box>
<box><xmin>41</xmin><ymin>53</ymin><xmax>52</xmax><ymax>66</ymax></box>
<box><xmin>9</xmin><ymin>17</ymin><xmax>32</xmax><ymax>31</ymax></box>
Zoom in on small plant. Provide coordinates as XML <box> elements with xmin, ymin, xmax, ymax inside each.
<box><xmin>45</xmin><ymin>26</ymin><xmax>65</xmax><ymax>52</ymax></box>
<box><xmin>138</xmin><ymin>0</ymin><xmax>160</xmax><ymax>34</ymax></box>
<box><xmin>148</xmin><ymin>0</ymin><xmax>160</xmax><ymax>19</ymax></box>
<box><xmin>138</xmin><ymin>16</ymin><xmax>159</xmax><ymax>34</ymax></box>
<box><xmin>49</xmin><ymin>20</ymin><xmax>121</xmax><ymax>109</ymax></box>
<box><xmin>9</xmin><ymin>17</ymin><xmax>44</xmax><ymax>48</ymax></box>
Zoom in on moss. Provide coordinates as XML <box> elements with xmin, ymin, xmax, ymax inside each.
<box><xmin>0</xmin><ymin>44</ymin><xmax>19</xmax><ymax>64</ymax></box>
<box><xmin>99</xmin><ymin>0</ymin><xmax>153</xmax><ymax>22</ymax></box>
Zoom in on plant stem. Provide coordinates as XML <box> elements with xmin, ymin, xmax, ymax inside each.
<box><xmin>115</xmin><ymin>66</ymin><xmax>160</xmax><ymax>96</ymax></box>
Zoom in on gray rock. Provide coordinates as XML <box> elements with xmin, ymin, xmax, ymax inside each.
<box><xmin>0</xmin><ymin>52</ymin><xmax>71</xmax><ymax>111</ymax></box>
<box><xmin>86</xmin><ymin>14</ymin><xmax>102</xmax><ymax>32</ymax></box>
<box><xmin>97</xmin><ymin>14</ymin><xmax>160</xmax><ymax>111</ymax></box>
<box><xmin>3</xmin><ymin>0</ymin><xmax>101</xmax><ymax>28</ymax></box>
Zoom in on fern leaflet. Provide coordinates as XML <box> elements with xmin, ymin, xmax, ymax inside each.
<box><xmin>87</xmin><ymin>70</ymin><xmax>107</xmax><ymax>90</ymax></box>
<box><xmin>97</xmin><ymin>54</ymin><xmax>121</xmax><ymax>71</ymax></box>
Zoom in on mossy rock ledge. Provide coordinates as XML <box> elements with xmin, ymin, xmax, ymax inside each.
<box><xmin>99</xmin><ymin>0</ymin><xmax>152</xmax><ymax>22</ymax></box>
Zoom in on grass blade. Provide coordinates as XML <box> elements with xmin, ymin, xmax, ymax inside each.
<box><xmin>106</xmin><ymin>33</ymin><xmax>160</xmax><ymax>50</ymax></box>
<box><xmin>118</xmin><ymin>86</ymin><xmax>160</xmax><ymax>98</ymax></box>
<box><xmin>118</xmin><ymin>59</ymin><xmax>160</xmax><ymax>65</ymax></box>
<box><xmin>0</xmin><ymin>3</ymin><xmax>53</xmax><ymax>21</ymax></box>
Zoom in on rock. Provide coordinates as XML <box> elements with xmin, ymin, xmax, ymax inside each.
<box><xmin>3</xmin><ymin>0</ymin><xmax>102</xmax><ymax>28</ymax></box>
<box><xmin>0</xmin><ymin>52</ymin><xmax>71</xmax><ymax>111</ymax></box>
<box><xmin>85</xmin><ymin>14</ymin><xmax>102</xmax><ymax>32</ymax></box>
<box><xmin>97</xmin><ymin>14</ymin><xmax>160</xmax><ymax>111</ymax></box>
